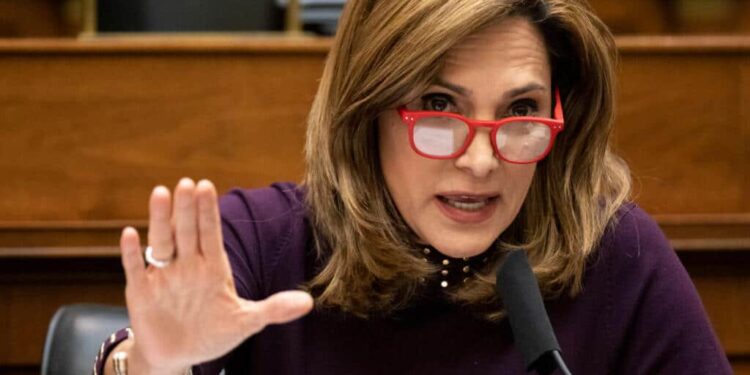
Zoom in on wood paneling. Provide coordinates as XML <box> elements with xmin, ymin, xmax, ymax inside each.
<box><xmin>0</xmin><ymin>0</ymin><xmax>68</xmax><ymax>37</ymax></box>
<box><xmin>588</xmin><ymin>0</ymin><xmax>668</xmax><ymax>34</ymax></box>
<box><xmin>735</xmin><ymin>359</ymin><xmax>750</xmax><ymax>375</ymax></box>
<box><xmin>588</xmin><ymin>0</ymin><xmax>750</xmax><ymax>34</ymax></box>
<box><xmin>0</xmin><ymin>35</ymin><xmax>747</xmax><ymax>372</ymax></box>
<box><xmin>0</xmin><ymin>258</ymin><xmax>124</xmax><ymax>366</ymax></box>
<box><xmin>0</xmin><ymin>37</ymin><xmax>327</xmax><ymax>222</ymax></box>
<box><xmin>680</xmin><ymin>251</ymin><xmax>750</xmax><ymax>354</ymax></box>
<box><xmin>2</xmin><ymin>0</ymin><xmax>749</xmax><ymax>38</ymax></box>
<box><xmin>616</xmin><ymin>54</ymin><xmax>749</xmax><ymax>215</ymax></box>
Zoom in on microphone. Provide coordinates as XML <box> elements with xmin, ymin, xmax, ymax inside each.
<box><xmin>496</xmin><ymin>250</ymin><xmax>572</xmax><ymax>375</ymax></box>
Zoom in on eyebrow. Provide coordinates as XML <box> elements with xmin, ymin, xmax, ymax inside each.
<box><xmin>505</xmin><ymin>83</ymin><xmax>547</xmax><ymax>99</ymax></box>
<box><xmin>434</xmin><ymin>78</ymin><xmax>472</xmax><ymax>96</ymax></box>
<box><xmin>432</xmin><ymin>78</ymin><xmax>547</xmax><ymax>100</ymax></box>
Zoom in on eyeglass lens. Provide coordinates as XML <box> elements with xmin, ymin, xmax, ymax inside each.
<box><xmin>413</xmin><ymin>116</ymin><xmax>552</xmax><ymax>162</ymax></box>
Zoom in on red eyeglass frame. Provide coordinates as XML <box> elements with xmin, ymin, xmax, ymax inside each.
<box><xmin>397</xmin><ymin>87</ymin><xmax>564</xmax><ymax>164</ymax></box>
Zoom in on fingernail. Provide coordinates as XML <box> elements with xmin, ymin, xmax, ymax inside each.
<box><xmin>197</xmin><ymin>179</ymin><xmax>214</xmax><ymax>189</ymax></box>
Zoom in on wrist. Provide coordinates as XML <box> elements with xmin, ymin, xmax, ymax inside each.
<box><xmin>128</xmin><ymin>346</ymin><xmax>192</xmax><ymax>375</ymax></box>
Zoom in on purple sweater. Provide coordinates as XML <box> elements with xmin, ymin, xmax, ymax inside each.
<box><xmin>94</xmin><ymin>183</ymin><xmax>731</xmax><ymax>374</ymax></box>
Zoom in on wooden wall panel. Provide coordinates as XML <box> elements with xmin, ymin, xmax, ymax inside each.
<box><xmin>0</xmin><ymin>258</ymin><xmax>125</xmax><ymax>370</ymax></box>
<box><xmin>0</xmin><ymin>0</ymin><xmax>66</xmax><ymax>37</ymax></box>
<box><xmin>743</xmin><ymin>61</ymin><xmax>750</xmax><ymax>204</ymax></box>
<box><xmin>680</xmin><ymin>252</ymin><xmax>750</xmax><ymax>354</ymax></box>
<box><xmin>587</xmin><ymin>0</ymin><xmax>750</xmax><ymax>34</ymax></box>
<box><xmin>588</xmin><ymin>0</ymin><xmax>667</xmax><ymax>34</ymax></box>
<box><xmin>0</xmin><ymin>47</ymin><xmax>324</xmax><ymax>222</ymax></box>
<box><xmin>616</xmin><ymin>54</ymin><xmax>749</xmax><ymax>215</ymax></box>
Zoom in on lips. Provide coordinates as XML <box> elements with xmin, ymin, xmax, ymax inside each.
<box><xmin>437</xmin><ymin>195</ymin><xmax>496</xmax><ymax>211</ymax></box>
<box><xmin>435</xmin><ymin>193</ymin><xmax>500</xmax><ymax>223</ymax></box>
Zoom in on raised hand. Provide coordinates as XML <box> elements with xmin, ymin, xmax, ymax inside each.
<box><xmin>119</xmin><ymin>178</ymin><xmax>313</xmax><ymax>373</ymax></box>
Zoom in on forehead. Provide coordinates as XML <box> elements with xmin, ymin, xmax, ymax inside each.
<box><xmin>441</xmin><ymin>17</ymin><xmax>550</xmax><ymax>87</ymax></box>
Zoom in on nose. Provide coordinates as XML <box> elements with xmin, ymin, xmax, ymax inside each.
<box><xmin>453</xmin><ymin>128</ymin><xmax>500</xmax><ymax>178</ymax></box>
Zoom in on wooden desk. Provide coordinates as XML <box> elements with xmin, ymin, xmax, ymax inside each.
<box><xmin>0</xmin><ymin>35</ymin><xmax>748</xmax><ymax>374</ymax></box>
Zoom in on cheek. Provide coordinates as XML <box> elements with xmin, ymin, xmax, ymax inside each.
<box><xmin>378</xmin><ymin>113</ymin><xmax>411</xmax><ymax>200</ymax></box>
<box><xmin>378</xmin><ymin>113</ymin><xmax>434</xmax><ymax>224</ymax></box>
<box><xmin>378</xmin><ymin>113</ymin><xmax>404</xmax><ymax>185</ymax></box>
<box><xmin>504</xmin><ymin>164</ymin><xmax>536</xmax><ymax>208</ymax></box>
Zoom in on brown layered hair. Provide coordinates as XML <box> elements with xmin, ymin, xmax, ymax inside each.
<box><xmin>303</xmin><ymin>0</ymin><xmax>631</xmax><ymax>319</ymax></box>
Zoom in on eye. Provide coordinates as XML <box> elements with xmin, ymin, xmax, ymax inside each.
<box><xmin>420</xmin><ymin>93</ymin><xmax>455</xmax><ymax>112</ymax></box>
<box><xmin>508</xmin><ymin>99</ymin><xmax>539</xmax><ymax>117</ymax></box>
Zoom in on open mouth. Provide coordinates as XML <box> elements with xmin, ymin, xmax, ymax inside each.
<box><xmin>437</xmin><ymin>195</ymin><xmax>499</xmax><ymax>212</ymax></box>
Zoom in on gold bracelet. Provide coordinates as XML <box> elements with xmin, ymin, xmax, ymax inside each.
<box><xmin>112</xmin><ymin>352</ymin><xmax>128</xmax><ymax>375</ymax></box>
<box><xmin>112</xmin><ymin>351</ymin><xmax>193</xmax><ymax>375</ymax></box>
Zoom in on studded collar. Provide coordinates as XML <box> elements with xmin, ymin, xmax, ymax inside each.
<box><xmin>418</xmin><ymin>245</ymin><xmax>493</xmax><ymax>290</ymax></box>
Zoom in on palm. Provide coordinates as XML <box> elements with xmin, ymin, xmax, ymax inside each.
<box><xmin>119</xmin><ymin>179</ymin><xmax>312</xmax><ymax>372</ymax></box>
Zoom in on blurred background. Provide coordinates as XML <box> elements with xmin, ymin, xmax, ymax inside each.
<box><xmin>0</xmin><ymin>1</ymin><xmax>748</xmax><ymax>374</ymax></box>
<box><xmin>0</xmin><ymin>0</ymin><xmax>749</xmax><ymax>37</ymax></box>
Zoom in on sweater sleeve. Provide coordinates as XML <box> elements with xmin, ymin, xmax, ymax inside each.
<box><xmin>605</xmin><ymin>206</ymin><xmax>732</xmax><ymax>374</ymax></box>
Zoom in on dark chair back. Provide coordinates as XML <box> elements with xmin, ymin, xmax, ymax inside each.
<box><xmin>41</xmin><ymin>304</ymin><xmax>129</xmax><ymax>375</ymax></box>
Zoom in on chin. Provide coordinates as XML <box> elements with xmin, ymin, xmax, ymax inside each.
<box><xmin>428</xmin><ymin>231</ymin><xmax>500</xmax><ymax>258</ymax></box>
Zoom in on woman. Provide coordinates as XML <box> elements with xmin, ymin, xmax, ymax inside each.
<box><xmin>95</xmin><ymin>0</ymin><xmax>731</xmax><ymax>374</ymax></box>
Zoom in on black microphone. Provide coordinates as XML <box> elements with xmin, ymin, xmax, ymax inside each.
<box><xmin>496</xmin><ymin>250</ymin><xmax>572</xmax><ymax>375</ymax></box>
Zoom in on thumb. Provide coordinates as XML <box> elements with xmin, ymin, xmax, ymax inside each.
<box><xmin>242</xmin><ymin>291</ymin><xmax>314</xmax><ymax>332</ymax></box>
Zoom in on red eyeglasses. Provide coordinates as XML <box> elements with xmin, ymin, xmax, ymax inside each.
<box><xmin>398</xmin><ymin>88</ymin><xmax>564</xmax><ymax>164</ymax></box>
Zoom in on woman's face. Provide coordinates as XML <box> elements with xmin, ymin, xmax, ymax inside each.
<box><xmin>378</xmin><ymin>17</ymin><xmax>552</xmax><ymax>258</ymax></box>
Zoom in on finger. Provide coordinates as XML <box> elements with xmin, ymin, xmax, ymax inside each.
<box><xmin>245</xmin><ymin>291</ymin><xmax>314</xmax><ymax>331</ymax></box>
<box><xmin>196</xmin><ymin>179</ymin><xmax>224</xmax><ymax>263</ymax></box>
<box><xmin>120</xmin><ymin>227</ymin><xmax>146</xmax><ymax>287</ymax></box>
<box><xmin>173</xmin><ymin>178</ymin><xmax>199</xmax><ymax>259</ymax></box>
<box><xmin>148</xmin><ymin>186</ymin><xmax>175</xmax><ymax>261</ymax></box>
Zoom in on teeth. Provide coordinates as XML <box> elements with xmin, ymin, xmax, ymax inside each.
<box><xmin>443</xmin><ymin>198</ymin><xmax>490</xmax><ymax>211</ymax></box>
